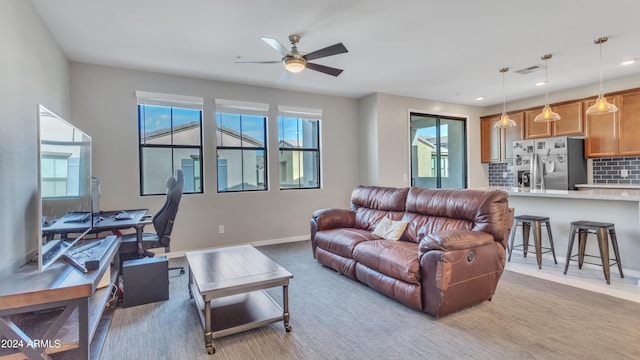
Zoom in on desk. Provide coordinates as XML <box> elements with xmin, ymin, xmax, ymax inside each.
<box><xmin>0</xmin><ymin>236</ymin><xmax>119</xmax><ymax>360</ymax></box>
<box><xmin>44</xmin><ymin>209</ymin><xmax>149</xmax><ymax>257</ymax></box>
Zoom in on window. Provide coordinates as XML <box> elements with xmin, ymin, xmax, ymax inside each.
<box><xmin>137</xmin><ymin>91</ymin><xmax>203</xmax><ymax>195</ymax></box>
<box><xmin>215</xmin><ymin>99</ymin><xmax>269</xmax><ymax>192</ymax></box>
<box><xmin>278</xmin><ymin>106</ymin><xmax>321</xmax><ymax>189</ymax></box>
<box><xmin>410</xmin><ymin>113</ymin><xmax>466</xmax><ymax>189</ymax></box>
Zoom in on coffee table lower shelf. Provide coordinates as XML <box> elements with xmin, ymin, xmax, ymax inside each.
<box><xmin>190</xmin><ymin>285</ymin><xmax>288</xmax><ymax>339</ymax></box>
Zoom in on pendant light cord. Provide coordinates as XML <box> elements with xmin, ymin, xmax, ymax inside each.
<box><xmin>545</xmin><ymin>59</ymin><xmax>549</xmax><ymax>104</ymax></box>
<box><xmin>598</xmin><ymin>41</ymin><xmax>604</xmax><ymax>96</ymax></box>
<box><xmin>502</xmin><ymin>70</ymin><xmax>507</xmax><ymax>114</ymax></box>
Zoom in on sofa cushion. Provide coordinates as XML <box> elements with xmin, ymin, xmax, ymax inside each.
<box><xmin>353</xmin><ymin>240</ymin><xmax>421</xmax><ymax>284</ymax></box>
<box><xmin>314</xmin><ymin>228</ymin><xmax>378</xmax><ymax>259</ymax></box>
<box><xmin>350</xmin><ymin>186</ymin><xmax>409</xmax><ymax>231</ymax></box>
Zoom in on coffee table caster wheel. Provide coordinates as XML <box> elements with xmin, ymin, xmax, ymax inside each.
<box><xmin>180</xmin><ymin>269</ymin><xmax>186</xmax><ymax>274</ymax></box>
<box><xmin>285</xmin><ymin>325</ymin><xmax>292</xmax><ymax>332</ymax></box>
<box><xmin>207</xmin><ymin>345</ymin><xmax>215</xmax><ymax>354</ymax></box>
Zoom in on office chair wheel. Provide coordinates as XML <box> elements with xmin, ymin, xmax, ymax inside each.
<box><xmin>180</xmin><ymin>268</ymin><xmax>185</xmax><ymax>275</ymax></box>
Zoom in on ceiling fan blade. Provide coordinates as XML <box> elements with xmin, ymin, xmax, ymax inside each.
<box><xmin>278</xmin><ymin>70</ymin><xmax>292</xmax><ymax>83</ymax></box>
<box><xmin>235</xmin><ymin>60</ymin><xmax>281</xmax><ymax>64</ymax></box>
<box><xmin>305</xmin><ymin>62</ymin><xmax>344</xmax><ymax>77</ymax></box>
<box><xmin>304</xmin><ymin>43</ymin><xmax>348</xmax><ymax>61</ymax></box>
<box><xmin>261</xmin><ymin>37</ymin><xmax>289</xmax><ymax>57</ymax></box>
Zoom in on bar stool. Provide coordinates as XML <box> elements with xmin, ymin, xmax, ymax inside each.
<box><xmin>564</xmin><ymin>221</ymin><xmax>624</xmax><ymax>284</ymax></box>
<box><xmin>508</xmin><ymin>215</ymin><xmax>557</xmax><ymax>269</ymax></box>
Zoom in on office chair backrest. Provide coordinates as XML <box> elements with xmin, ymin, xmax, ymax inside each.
<box><xmin>152</xmin><ymin>169</ymin><xmax>184</xmax><ymax>248</ymax></box>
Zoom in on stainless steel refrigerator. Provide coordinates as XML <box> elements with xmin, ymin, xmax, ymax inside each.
<box><xmin>513</xmin><ymin>136</ymin><xmax>587</xmax><ymax>190</ymax></box>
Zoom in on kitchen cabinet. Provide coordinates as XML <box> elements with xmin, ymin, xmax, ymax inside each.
<box><xmin>618</xmin><ymin>90</ymin><xmax>640</xmax><ymax>156</ymax></box>
<box><xmin>552</xmin><ymin>101</ymin><xmax>584</xmax><ymax>136</ymax></box>
<box><xmin>480</xmin><ymin>112</ymin><xmax>524</xmax><ymax>163</ymax></box>
<box><xmin>525</xmin><ymin>101</ymin><xmax>584</xmax><ymax>139</ymax></box>
<box><xmin>524</xmin><ymin>107</ymin><xmax>551</xmax><ymax>139</ymax></box>
<box><xmin>584</xmin><ymin>96</ymin><xmax>619</xmax><ymax>157</ymax></box>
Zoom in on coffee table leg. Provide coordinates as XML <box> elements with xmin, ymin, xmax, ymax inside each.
<box><xmin>204</xmin><ymin>300</ymin><xmax>215</xmax><ymax>354</ymax></box>
<box><xmin>283</xmin><ymin>284</ymin><xmax>291</xmax><ymax>332</ymax></box>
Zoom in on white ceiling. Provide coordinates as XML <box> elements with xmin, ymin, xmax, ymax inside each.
<box><xmin>29</xmin><ymin>0</ymin><xmax>640</xmax><ymax>107</ymax></box>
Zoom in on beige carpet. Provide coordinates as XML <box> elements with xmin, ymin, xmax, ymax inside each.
<box><xmin>98</xmin><ymin>241</ymin><xmax>640</xmax><ymax>360</ymax></box>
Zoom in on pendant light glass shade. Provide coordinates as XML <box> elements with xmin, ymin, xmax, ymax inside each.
<box><xmin>586</xmin><ymin>95</ymin><xmax>618</xmax><ymax>114</ymax></box>
<box><xmin>586</xmin><ymin>37</ymin><xmax>618</xmax><ymax>115</ymax></box>
<box><xmin>494</xmin><ymin>67</ymin><xmax>517</xmax><ymax>128</ymax></box>
<box><xmin>535</xmin><ymin>105</ymin><xmax>561</xmax><ymax>122</ymax></box>
<box><xmin>534</xmin><ymin>54</ymin><xmax>561</xmax><ymax>122</ymax></box>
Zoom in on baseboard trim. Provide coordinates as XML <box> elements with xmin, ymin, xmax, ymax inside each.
<box><xmin>160</xmin><ymin>235</ymin><xmax>309</xmax><ymax>259</ymax></box>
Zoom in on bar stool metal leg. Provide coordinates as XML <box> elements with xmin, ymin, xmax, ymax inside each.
<box><xmin>564</xmin><ymin>223</ymin><xmax>577</xmax><ymax>275</ymax></box>
<box><xmin>545</xmin><ymin>219</ymin><xmax>558</xmax><ymax>264</ymax></box>
<box><xmin>609</xmin><ymin>228</ymin><xmax>624</xmax><ymax>278</ymax></box>
<box><xmin>508</xmin><ymin>217</ymin><xmax>518</xmax><ymax>261</ymax></box>
<box><xmin>578</xmin><ymin>229</ymin><xmax>587</xmax><ymax>269</ymax></box>
<box><xmin>596</xmin><ymin>226</ymin><xmax>611</xmax><ymax>284</ymax></box>
<box><xmin>522</xmin><ymin>223</ymin><xmax>530</xmax><ymax>258</ymax></box>
<box><xmin>533</xmin><ymin>220</ymin><xmax>543</xmax><ymax>269</ymax></box>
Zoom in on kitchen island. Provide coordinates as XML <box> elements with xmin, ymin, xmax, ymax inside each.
<box><xmin>481</xmin><ymin>186</ymin><xmax>640</xmax><ymax>276</ymax></box>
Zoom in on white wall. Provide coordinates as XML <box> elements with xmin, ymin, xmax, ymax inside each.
<box><xmin>0</xmin><ymin>0</ymin><xmax>70</xmax><ymax>277</ymax></box>
<box><xmin>358</xmin><ymin>92</ymin><xmax>488</xmax><ymax>188</ymax></box>
<box><xmin>69</xmin><ymin>63</ymin><xmax>359</xmax><ymax>253</ymax></box>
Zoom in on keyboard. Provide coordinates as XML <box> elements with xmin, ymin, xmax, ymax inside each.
<box><xmin>64</xmin><ymin>212</ymin><xmax>91</xmax><ymax>223</ymax></box>
<box><xmin>114</xmin><ymin>211</ymin><xmax>133</xmax><ymax>220</ymax></box>
<box><xmin>63</xmin><ymin>238</ymin><xmax>113</xmax><ymax>273</ymax></box>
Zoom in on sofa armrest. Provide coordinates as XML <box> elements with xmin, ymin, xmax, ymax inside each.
<box><xmin>418</xmin><ymin>229</ymin><xmax>494</xmax><ymax>256</ymax></box>
<box><xmin>312</xmin><ymin>208</ymin><xmax>356</xmax><ymax>231</ymax></box>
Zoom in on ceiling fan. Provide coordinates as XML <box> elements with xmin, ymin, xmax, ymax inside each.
<box><xmin>236</xmin><ymin>34</ymin><xmax>348</xmax><ymax>82</ymax></box>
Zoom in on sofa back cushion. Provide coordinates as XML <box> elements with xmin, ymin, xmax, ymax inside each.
<box><xmin>350</xmin><ymin>186</ymin><xmax>409</xmax><ymax>231</ymax></box>
<box><xmin>401</xmin><ymin>187</ymin><xmax>509</xmax><ymax>245</ymax></box>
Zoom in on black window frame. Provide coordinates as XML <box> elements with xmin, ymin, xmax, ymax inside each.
<box><xmin>137</xmin><ymin>103</ymin><xmax>204</xmax><ymax>196</ymax></box>
<box><xmin>215</xmin><ymin>112</ymin><xmax>269</xmax><ymax>193</ymax></box>
<box><xmin>277</xmin><ymin>116</ymin><xmax>321</xmax><ymax>190</ymax></box>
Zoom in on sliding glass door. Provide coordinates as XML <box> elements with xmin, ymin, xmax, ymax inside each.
<box><xmin>410</xmin><ymin>113</ymin><xmax>466</xmax><ymax>189</ymax></box>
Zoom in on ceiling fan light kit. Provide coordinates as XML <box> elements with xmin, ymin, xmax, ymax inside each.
<box><xmin>284</xmin><ymin>56</ymin><xmax>306</xmax><ymax>73</ymax></box>
<box><xmin>586</xmin><ymin>36</ymin><xmax>619</xmax><ymax>115</ymax></box>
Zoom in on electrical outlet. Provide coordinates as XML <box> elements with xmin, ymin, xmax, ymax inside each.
<box><xmin>218</xmin><ymin>225</ymin><xmax>224</xmax><ymax>234</ymax></box>
<box><xmin>621</xmin><ymin>169</ymin><xmax>629</xmax><ymax>178</ymax></box>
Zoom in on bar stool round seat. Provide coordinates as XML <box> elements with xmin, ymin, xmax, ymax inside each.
<box><xmin>564</xmin><ymin>220</ymin><xmax>624</xmax><ymax>285</ymax></box>
<box><xmin>508</xmin><ymin>215</ymin><xmax>557</xmax><ymax>269</ymax></box>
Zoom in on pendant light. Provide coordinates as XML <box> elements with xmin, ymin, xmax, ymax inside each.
<box><xmin>586</xmin><ymin>37</ymin><xmax>618</xmax><ymax>115</ymax></box>
<box><xmin>494</xmin><ymin>68</ymin><xmax>517</xmax><ymax>128</ymax></box>
<box><xmin>534</xmin><ymin>54</ymin><xmax>561</xmax><ymax>122</ymax></box>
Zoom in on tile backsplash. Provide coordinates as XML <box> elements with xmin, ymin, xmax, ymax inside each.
<box><xmin>488</xmin><ymin>156</ymin><xmax>640</xmax><ymax>187</ymax></box>
<box><xmin>487</xmin><ymin>162</ymin><xmax>513</xmax><ymax>187</ymax></box>
<box><xmin>592</xmin><ymin>156</ymin><xmax>640</xmax><ymax>184</ymax></box>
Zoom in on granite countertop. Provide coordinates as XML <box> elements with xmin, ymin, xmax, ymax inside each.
<box><xmin>478</xmin><ymin>186</ymin><xmax>640</xmax><ymax>202</ymax></box>
<box><xmin>575</xmin><ymin>184</ymin><xmax>640</xmax><ymax>190</ymax></box>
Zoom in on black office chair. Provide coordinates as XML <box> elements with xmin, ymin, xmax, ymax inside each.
<box><xmin>119</xmin><ymin>169</ymin><xmax>185</xmax><ymax>274</ymax></box>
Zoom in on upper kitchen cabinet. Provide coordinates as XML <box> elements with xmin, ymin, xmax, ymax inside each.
<box><xmin>524</xmin><ymin>108</ymin><xmax>551</xmax><ymax>139</ymax></box>
<box><xmin>584</xmin><ymin>96</ymin><xmax>619</xmax><ymax>157</ymax></box>
<box><xmin>552</xmin><ymin>101</ymin><xmax>584</xmax><ymax>136</ymax></box>
<box><xmin>480</xmin><ymin>112</ymin><xmax>524</xmax><ymax>163</ymax></box>
<box><xmin>617</xmin><ymin>89</ymin><xmax>640</xmax><ymax>156</ymax></box>
<box><xmin>525</xmin><ymin>101</ymin><xmax>584</xmax><ymax>139</ymax></box>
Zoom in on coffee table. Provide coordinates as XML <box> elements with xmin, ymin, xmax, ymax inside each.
<box><xmin>185</xmin><ymin>245</ymin><xmax>293</xmax><ymax>354</ymax></box>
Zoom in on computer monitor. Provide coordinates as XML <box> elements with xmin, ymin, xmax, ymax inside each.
<box><xmin>37</xmin><ymin>104</ymin><xmax>93</xmax><ymax>272</ymax></box>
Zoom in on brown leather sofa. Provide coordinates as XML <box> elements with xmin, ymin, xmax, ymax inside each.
<box><xmin>310</xmin><ymin>185</ymin><xmax>512</xmax><ymax>317</ymax></box>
